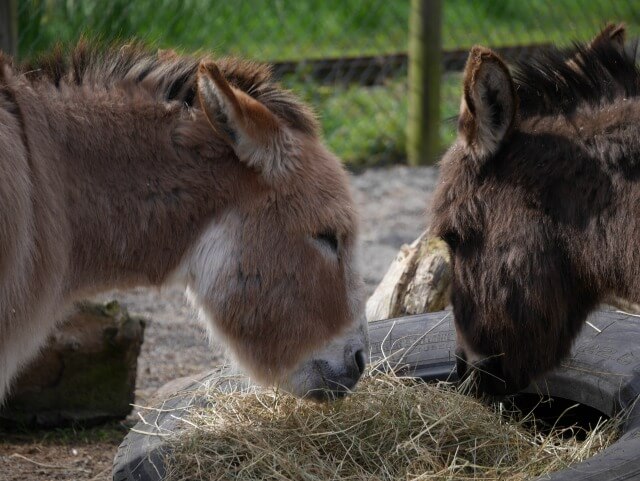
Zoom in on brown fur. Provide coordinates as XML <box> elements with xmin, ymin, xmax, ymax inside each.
<box><xmin>430</xmin><ymin>24</ymin><xmax>640</xmax><ymax>396</ymax></box>
<box><xmin>0</xmin><ymin>40</ymin><xmax>365</xmax><ymax>401</ymax></box>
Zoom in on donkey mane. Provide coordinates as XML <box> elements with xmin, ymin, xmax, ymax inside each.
<box><xmin>6</xmin><ymin>39</ymin><xmax>317</xmax><ymax>135</ymax></box>
<box><xmin>513</xmin><ymin>38</ymin><xmax>640</xmax><ymax>119</ymax></box>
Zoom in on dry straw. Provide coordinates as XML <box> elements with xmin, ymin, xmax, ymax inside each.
<box><xmin>164</xmin><ymin>368</ymin><xmax>621</xmax><ymax>481</ymax></box>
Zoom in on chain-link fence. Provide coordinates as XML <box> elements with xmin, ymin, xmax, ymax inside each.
<box><xmin>11</xmin><ymin>1</ymin><xmax>640</xmax><ymax>167</ymax></box>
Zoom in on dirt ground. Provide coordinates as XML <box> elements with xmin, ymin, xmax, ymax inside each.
<box><xmin>0</xmin><ymin>426</ymin><xmax>124</xmax><ymax>481</ymax></box>
<box><xmin>0</xmin><ymin>166</ymin><xmax>438</xmax><ymax>481</ymax></box>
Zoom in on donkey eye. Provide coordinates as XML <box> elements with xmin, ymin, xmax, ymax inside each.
<box><xmin>314</xmin><ymin>231</ymin><xmax>339</xmax><ymax>252</ymax></box>
<box><xmin>442</xmin><ymin>232</ymin><xmax>461</xmax><ymax>250</ymax></box>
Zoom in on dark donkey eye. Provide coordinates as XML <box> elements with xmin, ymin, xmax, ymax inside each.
<box><xmin>314</xmin><ymin>231</ymin><xmax>339</xmax><ymax>252</ymax></box>
<box><xmin>442</xmin><ymin>231</ymin><xmax>461</xmax><ymax>250</ymax></box>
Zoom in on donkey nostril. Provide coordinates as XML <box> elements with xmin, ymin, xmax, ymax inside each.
<box><xmin>354</xmin><ymin>349</ymin><xmax>366</xmax><ymax>375</ymax></box>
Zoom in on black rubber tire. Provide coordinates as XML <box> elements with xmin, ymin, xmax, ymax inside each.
<box><xmin>112</xmin><ymin>369</ymin><xmax>248</xmax><ymax>481</ymax></box>
<box><xmin>113</xmin><ymin>308</ymin><xmax>640</xmax><ymax>481</ymax></box>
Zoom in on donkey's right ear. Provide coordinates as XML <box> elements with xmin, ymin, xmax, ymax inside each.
<box><xmin>590</xmin><ymin>23</ymin><xmax>626</xmax><ymax>52</ymax></box>
<box><xmin>197</xmin><ymin>61</ymin><xmax>294</xmax><ymax>182</ymax></box>
<box><xmin>566</xmin><ymin>23</ymin><xmax>626</xmax><ymax>72</ymax></box>
<box><xmin>458</xmin><ymin>46</ymin><xmax>517</xmax><ymax>161</ymax></box>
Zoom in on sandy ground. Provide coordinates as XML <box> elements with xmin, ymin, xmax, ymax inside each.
<box><xmin>0</xmin><ymin>165</ymin><xmax>439</xmax><ymax>481</ymax></box>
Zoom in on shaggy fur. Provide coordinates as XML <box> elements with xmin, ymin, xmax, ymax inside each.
<box><xmin>431</xmin><ymin>24</ymin><xmax>640</xmax><ymax>396</ymax></box>
<box><xmin>0</xmin><ymin>40</ymin><xmax>366</xmax><ymax>402</ymax></box>
<box><xmin>16</xmin><ymin>39</ymin><xmax>318</xmax><ymax>136</ymax></box>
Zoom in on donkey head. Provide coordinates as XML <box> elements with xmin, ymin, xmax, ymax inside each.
<box><xmin>429</xmin><ymin>36</ymin><xmax>627</xmax><ymax>397</ymax></box>
<box><xmin>179</xmin><ymin>61</ymin><xmax>367</xmax><ymax>400</ymax></box>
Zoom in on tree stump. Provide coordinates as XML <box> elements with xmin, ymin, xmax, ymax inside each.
<box><xmin>0</xmin><ymin>301</ymin><xmax>145</xmax><ymax>427</ymax></box>
<box><xmin>366</xmin><ymin>230</ymin><xmax>451</xmax><ymax>321</ymax></box>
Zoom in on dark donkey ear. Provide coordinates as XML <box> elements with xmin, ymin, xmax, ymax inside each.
<box><xmin>458</xmin><ymin>46</ymin><xmax>517</xmax><ymax>161</ymax></box>
<box><xmin>590</xmin><ymin>22</ymin><xmax>626</xmax><ymax>52</ymax></box>
<box><xmin>567</xmin><ymin>23</ymin><xmax>626</xmax><ymax>72</ymax></box>
<box><xmin>197</xmin><ymin>60</ymin><xmax>291</xmax><ymax>182</ymax></box>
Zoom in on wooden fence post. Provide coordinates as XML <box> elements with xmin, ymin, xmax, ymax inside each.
<box><xmin>0</xmin><ymin>0</ymin><xmax>18</xmax><ymax>58</ymax></box>
<box><xmin>407</xmin><ymin>0</ymin><xmax>442</xmax><ymax>166</ymax></box>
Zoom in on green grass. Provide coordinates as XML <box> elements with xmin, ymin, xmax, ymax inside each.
<box><xmin>441</xmin><ymin>73</ymin><xmax>464</xmax><ymax>148</ymax></box>
<box><xmin>16</xmin><ymin>1</ymin><xmax>640</xmax><ymax>166</ymax></box>
<box><xmin>19</xmin><ymin>1</ymin><xmax>640</xmax><ymax>60</ymax></box>
<box><xmin>288</xmin><ymin>74</ymin><xmax>461</xmax><ymax>168</ymax></box>
<box><xmin>288</xmin><ymin>79</ymin><xmax>408</xmax><ymax>167</ymax></box>
<box><xmin>443</xmin><ymin>0</ymin><xmax>640</xmax><ymax>49</ymax></box>
<box><xmin>18</xmin><ymin>0</ymin><xmax>410</xmax><ymax>60</ymax></box>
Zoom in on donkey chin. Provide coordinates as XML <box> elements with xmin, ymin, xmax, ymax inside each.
<box><xmin>280</xmin><ymin>321</ymin><xmax>369</xmax><ymax>402</ymax></box>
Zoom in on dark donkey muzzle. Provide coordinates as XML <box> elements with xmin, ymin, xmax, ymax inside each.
<box><xmin>456</xmin><ymin>347</ymin><xmax>526</xmax><ymax>399</ymax></box>
<box><xmin>304</xmin><ymin>348</ymin><xmax>367</xmax><ymax>402</ymax></box>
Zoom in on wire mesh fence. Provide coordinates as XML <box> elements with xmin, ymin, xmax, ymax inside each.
<box><xmin>13</xmin><ymin>0</ymin><xmax>640</xmax><ymax>167</ymax></box>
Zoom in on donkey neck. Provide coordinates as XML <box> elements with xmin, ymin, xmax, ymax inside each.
<box><xmin>32</xmin><ymin>90</ymin><xmax>251</xmax><ymax>295</ymax></box>
<box><xmin>543</xmin><ymin>101</ymin><xmax>640</xmax><ymax>304</ymax></box>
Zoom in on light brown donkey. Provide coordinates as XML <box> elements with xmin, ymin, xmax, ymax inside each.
<box><xmin>0</xmin><ymin>41</ymin><xmax>367</xmax><ymax>403</ymax></box>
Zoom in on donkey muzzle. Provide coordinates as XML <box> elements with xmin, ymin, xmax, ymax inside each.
<box><xmin>284</xmin><ymin>344</ymin><xmax>367</xmax><ymax>402</ymax></box>
<box><xmin>303</xmin><ymin>347</ymin><xmax>367</xmax><ymax>402</ymax></box>
<box><xmin>456</xmin><ymin>348</ymin><xmax>525</xmax><ymax>399</ymax></box>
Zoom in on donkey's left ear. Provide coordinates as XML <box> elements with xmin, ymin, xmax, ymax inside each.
<box><xmin>197</xmin><ymin>61</ymin><xmax>291</xmax><ymax>181</ymax></box>
<box><xmin>459</xmin><ymin>46</ymin><xmax>517</xmax><ymax>161</ymax></box>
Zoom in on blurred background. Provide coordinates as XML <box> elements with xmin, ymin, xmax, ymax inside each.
<box><xmin>6</xmin><ymin>0</ymin><xmax>639</xmax><ymax>168</ymax></box>
<box><xmin>2</xmin><ymin>3</ymin><xmax>640</xmax><ymax>480</ymax></box>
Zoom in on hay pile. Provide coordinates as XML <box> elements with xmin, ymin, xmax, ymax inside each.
<box><xmin>165</xmin><ymin>371</ymin><xmax>620</xmax><ymax>481</ymax></box>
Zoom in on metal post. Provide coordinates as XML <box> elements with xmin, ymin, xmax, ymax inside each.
<box><xmin>407</xmin><ymin>0</ymin><xmax>442</xmax><ymax>166</ymax></box>
<box><xmin>0</xmin><ymin>0</ymin><xmax>18</xmax><ymax>58</ymax></box>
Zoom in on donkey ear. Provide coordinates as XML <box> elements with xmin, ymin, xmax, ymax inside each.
<box><xmin>197</xmin><ymin>61</ymin><xmax>288</xmax><ymax>179</ymax></box>
<box><xmin>458</xmin><ymin>46</ymin><xmax>516</xmax><ymax>161</ymax></box>
<box><xmin>566</xmin><ymin>24</ymin><xmax>626</xmax><ymax>78</ymax></box>
<box><xmin>590</xmin><ymin>23</ymin><xmax>626</xmax><ymax>52</ymax></box>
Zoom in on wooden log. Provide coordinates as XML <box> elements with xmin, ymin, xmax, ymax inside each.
<box><xmin>366</xmin><ymin>231</ymin><xmax>450</xmax><ymax>321</ymax></box>
<box><xmin>0</xmin><ymin>301</ymin><xmax>145</xmax><ymax>427</ymax></box>
<box><xmin>0</xmin><ymin>0</ymin><xmax>17</xmax><ymax>58</ymax></box>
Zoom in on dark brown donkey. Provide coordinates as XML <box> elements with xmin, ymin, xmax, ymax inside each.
<box><xmin>0</xmin><ymin>42</ymin><xmax>367</xmax><ymax>403</ymax></box>
<box><xmin>431</xmin><ymin>24</ymin><xmax>640</xmax><ymax>396</ymax></box>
